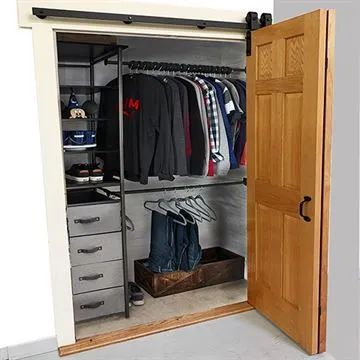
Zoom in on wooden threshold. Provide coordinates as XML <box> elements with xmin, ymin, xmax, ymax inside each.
<box><xmin>59</xmin><ymin>301</ymin><xmax>253</xmax><ymax>356</ymax></box>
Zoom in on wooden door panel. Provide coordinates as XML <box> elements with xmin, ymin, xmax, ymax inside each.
<box><xmin>248</xmin><ymin>9</ymin><xmax>331</xmax><ymax>354</ymax></box>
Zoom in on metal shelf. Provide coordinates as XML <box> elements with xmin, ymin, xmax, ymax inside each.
<box><xmin>60</xmin><ymin>85</ymin><xmax>117</xmax><ymax>94</ymax></box>
<box><xmin>62</xmin><ymin>117</ymin><xmax>116</xmax><ymax>122</ymax></box>
<box><xmin>63</xmin><ymin>149</ymin><xmax>119</xmax><ymax>154</ymax></box>
<box><xmin>66</xmin><ymin>181</ymin><xmax>120</xmax><ymax>190</ymax></box>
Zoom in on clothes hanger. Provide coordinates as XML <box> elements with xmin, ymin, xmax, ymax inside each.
<box><xmin>177</xmin><ymin>198</ymin><xmax>203</xmax><ymax>223</ymax></box>
<box><xmin>171</xmin><ymin>197</ymin><xmax>198</xmax><ymax>224</ymax></box>
<box><xmin>185</xmin><ymin>196</ymin><xmax>212</xmax><ymax>222</ymax></box>
<box><xmin>177</xmin><ymin>187</ymin><xmax>203</xmax><ymax>222</ymax></box>
<box><xmin>158</xmin><ymin>199</ymin><xmax>187</xmax><ymax>225</ymax></box>
<box><xmin>158</xmin><ymin>188</ymin><xmax>187</xmax><ymax>226</ymax></box>
<box><xmin>125</xmin><ymin>215</ymin><xmax>135</xmax><ymax>232</ymax></box>
<box><xmin>144</xmin><ymin>199</ymin><xmax>165</xmax><ymax>214</ymax></box>
<box><xmin>194</xmin><ymin>194</ymin><xmax>217</xmax><ymax>221</ymax></box>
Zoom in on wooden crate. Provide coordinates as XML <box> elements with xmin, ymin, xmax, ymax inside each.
<box><xmin>134</xmin><ymin>247</ymin><xmax>245</xmax><ymax>298</ymax></box>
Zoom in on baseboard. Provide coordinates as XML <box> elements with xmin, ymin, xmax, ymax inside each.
<box><xmin>60</xmin><ymin>301</ymin><xmax>253</xmax><ymax>356</ymax></box>
<box><xmin>6</xmin><ymin>337</ymin><xmax>57</xmax><ymax>360</ymax></box>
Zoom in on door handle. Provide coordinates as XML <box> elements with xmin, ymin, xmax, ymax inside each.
<box><xmin>299</xmin><ymin>196</ymin><xmax>312</xmax><ymax>222</ymax></box>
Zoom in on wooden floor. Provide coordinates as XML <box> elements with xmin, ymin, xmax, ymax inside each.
<box><xmin>25</xmin><ymin>311</ymin><xmax>334</xmax><ymax>360</ymax></box>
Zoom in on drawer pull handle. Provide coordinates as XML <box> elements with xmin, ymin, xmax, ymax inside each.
<box><xmin>80</xmin><ymin>301</ymin><xmax>104</xmax><ymax>310</ymax></box>
<box><xmin>78</xmin><ymin>246</ymin><xmax>103</xmax><ymax>254</ymax></box>
<box><xmin>79</xmin><ymin>273</ymin><xmax>103</xmax><ymax>281</ymax></box>
<box><xmin>74</xmin><ymin>217</ymin><xmax>100</xmax><ymax>224</ymax></box>
<box><xmin>299</xmin><ymin>196</ymin><xmax>312</xmax><ymax>222</ymax></box>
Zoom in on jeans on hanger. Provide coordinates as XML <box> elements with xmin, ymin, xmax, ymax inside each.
<box><xmin>172</xmin><ymin>210</ymin><xmax>202</xmax><ymax>271</ymax></box>
<box><xmin>147</xmin><ymin>210</ymin><xmax>202</xmax><ymax>273</ymax></box>
<box><xmin>147</xmin><ymin>211</ymin><xmax>175</xmax><ymax>273</ymax></box>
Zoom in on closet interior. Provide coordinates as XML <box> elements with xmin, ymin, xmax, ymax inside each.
<box><xmin>57</xmin><ymin>33</ymin><xmax>248</xmax><ymax>340</ymax></box>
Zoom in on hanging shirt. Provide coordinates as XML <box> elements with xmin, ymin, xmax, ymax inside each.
<box><xmin>201</xmin><ymin>78</ymin><xmax>230</xmax><ymax>175</ymax></box>
<box><xmin>157</xmin><ymin>76</ymin><xmax>187</xmax><ymax>176</ymax></box>
<box><xmin>208</xmin><ymin>78</ymin><xmax>238</xmax><ymax>169</ymax></box>
<box><xmin>176</xmin><ymin>77</ymin><xmax>207</xmax><ymax>176</ymax></box>
<box><xmin>170</xmin><ymin>78</ymin><xmax>192</xmax><ymax>172</ymax></box>
<box><xmin>194</xmin><ymin>76</ymin><xmax>223</xmax><ymax>163</ymax></box>
<box><xmin>230</xmin><ymin>80</ymin><xmax>247</xmax><ymax>163</ymax></box>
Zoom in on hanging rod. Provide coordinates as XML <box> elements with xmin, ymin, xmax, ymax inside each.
<box><xmin>124</xmin><ymin>178</ymin><xmax>247</xmax><ymax>195</ymax></box>
<box><xmin>33</xmin><ymin>8</ymin><xmax>249</xmax><ymax>31</ymax></box>
<box><xmin>104</xmin><ymin>60</ymin><xmax>245</xmax><ymax>74</ymax></box>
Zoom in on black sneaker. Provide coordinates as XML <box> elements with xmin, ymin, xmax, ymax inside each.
<box><xmin>129</xmin><ymin>282</ymin><xmax>144</xmax><ymax>306</ymax></box>
<box><xmin>65</xmin><ymin>164</ymin><xmax>90</xmax><ymax>183</ymax></box>
<box><xmin>89</xmin><ymin>164</ymin><xmax>104</xmax><ymax>183</ymax></box>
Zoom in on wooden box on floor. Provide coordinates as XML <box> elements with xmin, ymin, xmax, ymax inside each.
<box><xmin>134</xmin><ymin>247</ymin><xmax>245</xmax><ymax>298</ymax></box>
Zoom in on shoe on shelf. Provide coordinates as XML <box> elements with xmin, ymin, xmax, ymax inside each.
<box><xmin>63</xmin><ymin>130</ymin><xmax>97</xmax><ymax>151</ymax></box>
<box><xmin>89</xmin><ymin>164</ymin><xmax>104</xmax><ymax>183</ymax></box>
<box><xmin>65</xmin><ymin>164</ymin><xmax>90</xmax><ymax>183</ymax></box>
<box><xmin>129</xmin><ymin>282</ymin><xmax>145</xmax><ymax>306</ymax></box>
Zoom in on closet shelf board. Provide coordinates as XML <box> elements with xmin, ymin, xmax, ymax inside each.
<box><xmin>62</xmin><ymin>118</ymin><xmax>116</xmax><ymax>122</ymax></box>
<box><xmin>60</xmin><ymin>85</ymin><xmax>117</xmax><ymax>94</ymax></box>
<box><xmin>66</xmin><ymin>181</ymin><xmax>120</xmax><ymax>191</ymax></box>
<box><xmin>63</xmin><ymin>149</ymin><xmax>119</xmax><ymax>154</ymax></box>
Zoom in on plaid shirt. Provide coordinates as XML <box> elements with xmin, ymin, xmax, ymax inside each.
<box><xmin>194</xmin><ymin>77</ymin><xmax>223</xmax><ymax>162</ymax></box>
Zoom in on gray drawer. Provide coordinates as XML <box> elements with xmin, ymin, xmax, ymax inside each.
<box><xmin>73</xmin><ymin>287</ymin><xmax>125</xmax><ymax>322</ymax></box>
<box><xmin>67</xmin><ymin>203</ymin><xmax>121</xmax><ymax>236</ymax></box>
<box><xmin>71</xmin><ymin>260</ymin><xmax>123</xmax><ymax>294</ymax></box>
<box><xmin>70</xmin><ymin>232</ymin><xmax>122</xmax><ymax>266</ymax></box>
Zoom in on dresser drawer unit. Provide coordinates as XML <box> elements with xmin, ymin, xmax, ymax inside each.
<box><xmin>73</xmin><ymin>287</ymin><xmax>125</xmax><ymax>322</ymax></box>
<box><xmin>70</xmin><ymin>232</ymin><xmax>123</xmax><ymax>266</ymax></box>
<box><xmin>71</xmin><ymin>260</ymin><xmax>124</xmax><ymax>294</ymax></box>
<box><xmin>67</xmin><ymin>202</ymin><xmax>121</xmax><ymax>236</ymax></box>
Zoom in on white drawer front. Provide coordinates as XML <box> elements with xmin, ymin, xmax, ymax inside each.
<box><xmin>73</xmin><ymin>287</ymin><xmax>125</xmax><ymax>322</ymax></box>
<box><xmin>70</xmin><ymin>232</ymin><xmax>122</xmax><ymax>266</ymax></box>
<box><xmin>71</xmin><ymin>260</ymin><xmax>123</xmax><ymax>294</ymax></box>
<box><xmin>67</xmin><ymin>203</ymin><xmax>121</xmax><ymax>236</ymax></box>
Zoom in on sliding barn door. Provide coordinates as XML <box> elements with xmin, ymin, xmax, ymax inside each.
<box><xmin>247</xmin><ymin>9</ymin><xmax>332</xmax><ymax>354</ymax></box>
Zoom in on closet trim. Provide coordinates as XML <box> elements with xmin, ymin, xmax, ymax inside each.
<box><xmin>59</xmin><ymin>301</ymin><xmax>253</xmax><ymax>356</ymax></box>
<box><xmin>318</xmin><ymin>9</ymin><xmax>335</xmax><ymax>353</ymax></box>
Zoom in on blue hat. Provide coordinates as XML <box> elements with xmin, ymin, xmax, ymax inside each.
<box><xmin>68</xmin><ymin>89</ymin><xmax>79</xmax><ymax>109</ymax></box>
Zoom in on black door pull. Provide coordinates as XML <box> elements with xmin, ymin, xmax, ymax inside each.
<box><xmin>299</xmin><ymin>196</ymin><xmax>312</xmax><ymax>222</ymax></box>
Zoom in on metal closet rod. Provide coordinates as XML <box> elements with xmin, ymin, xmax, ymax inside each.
<box><xmin>104</xmin><ymin>59</ymin><xmax>246</xmax><ymax>74</ymax></box>
<box><xmin>124</xmin><ymin>178</ymin><xmax>247</xmax><ymax>195</ymax></box>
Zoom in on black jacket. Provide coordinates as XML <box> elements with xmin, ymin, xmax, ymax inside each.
<box><xmin>98</xmin><ymin>74</ymin><xmax>175</xmax><ymax>184</ymax></box>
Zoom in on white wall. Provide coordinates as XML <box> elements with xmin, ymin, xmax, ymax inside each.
<box><xmin>0</xmin><ymin>0</ymin><xmax>274</xmax><ymax>350</ymax></box>
<box><xmin>0</xmin><ymin>0</ymin><xmax>55</xmax><ymax>348</ymax></box>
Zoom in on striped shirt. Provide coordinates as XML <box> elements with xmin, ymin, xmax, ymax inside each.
<box><xmin>194</xmin><ymin>77</ymin><xmax>223</xmax><ymax>162</ymax></box>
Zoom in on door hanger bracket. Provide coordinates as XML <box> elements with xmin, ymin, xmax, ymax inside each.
<box><xmin>246</xmin><ymin>12</ymin><xmax>273</xmax><ymax>56</ymax></box>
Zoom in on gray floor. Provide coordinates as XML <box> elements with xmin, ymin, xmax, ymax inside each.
<box><xmin>24</xmin><ymin>311</ymin><xmax>334</xmax><ymax>360</ymax></box>
<box><xmin>77</xmin><ymin>280</ymin><xmax>247</xmax><ymax>339</ymax></box>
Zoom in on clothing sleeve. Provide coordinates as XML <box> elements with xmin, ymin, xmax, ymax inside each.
<box><xmin>171</xmin><ymin>84</ymin><xmax>187</xmax><ymax>176</ymax></box>
<box><xmin>153</xmin><ymin>82</ymin><xmax>175</xmax><ymax>182</ymax></box>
